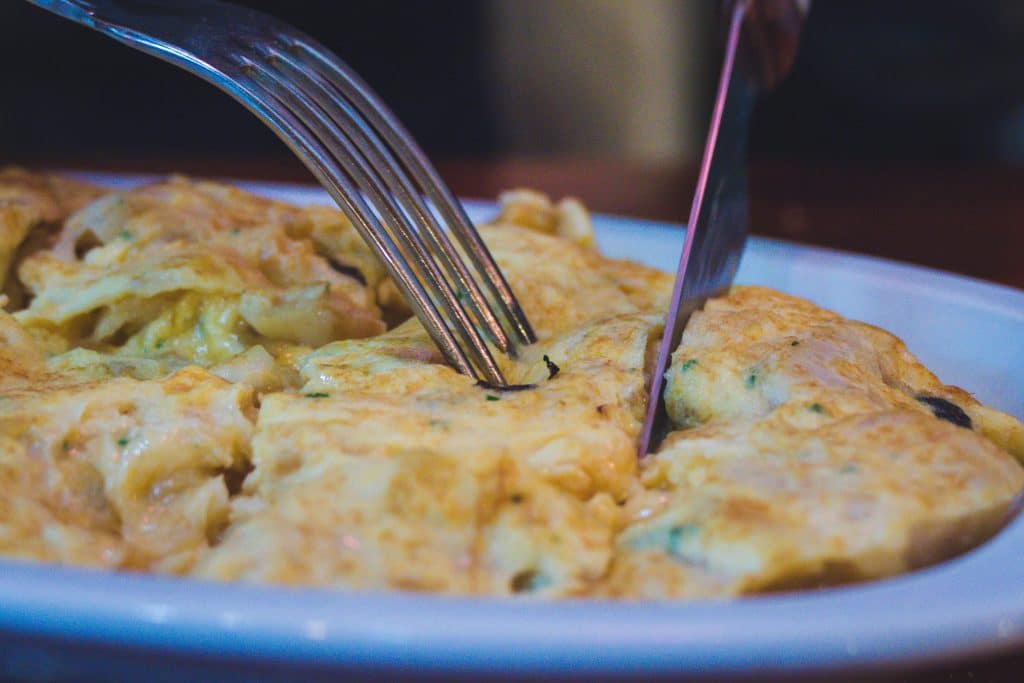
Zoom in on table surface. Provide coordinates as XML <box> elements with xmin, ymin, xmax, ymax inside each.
<box><xmin>10</xmin><ymin>156</ymin><xmax>1024</xmax><ymax>683</ymax></box>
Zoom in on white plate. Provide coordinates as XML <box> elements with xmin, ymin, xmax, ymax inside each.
<box><xmin>2</xmin><ymin>176</ymin><xmax>1023</xmax><ymax>681</ymax></box>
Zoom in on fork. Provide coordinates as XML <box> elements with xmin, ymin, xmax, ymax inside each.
<box><xmin>25</xmin><ymin>0</ymin><xmax>536</xmax><ymax>386</ymax></box>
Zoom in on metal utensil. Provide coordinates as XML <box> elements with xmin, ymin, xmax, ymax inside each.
<box><xmin>24</xmin><ymin>0</ymin><xmax>536</xmax><ymax>386</ymax></box>
<box><xmin>638</xmin><ymin>0</ymin><xmax>807</xmax><ymax>456</ymax></box>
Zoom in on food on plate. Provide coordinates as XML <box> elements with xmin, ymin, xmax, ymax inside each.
<box><xmin>0</xmin><ymin>167</ymin><xmax>1021</xmax><ymax>598</ymax></box>
<box><xmin>605</xmin><ymin>287</ymin><xmax>1024</xmax><ymax>597</ymax></box>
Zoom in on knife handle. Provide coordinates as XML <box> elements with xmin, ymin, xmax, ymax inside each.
<box><xmin>723</xmin><ymin>0</ymin><xmax>810</xmax><ymax>91</ymax></box>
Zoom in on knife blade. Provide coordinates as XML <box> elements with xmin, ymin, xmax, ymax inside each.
<box><xmin>637</xmin><ymin>0</ymin><xmax>806</xmax><ymax>457</ymax></box>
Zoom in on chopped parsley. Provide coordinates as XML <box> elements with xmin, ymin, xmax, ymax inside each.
<box><xmin>116</xmin><ymin>436</ymin><xmax>129</xmax><ymax>447</ymax></box>
<box><xmin>454</xmin><ymin>288</ymin><xmax>468</xmax><ymax>303</ymax></box>
<box><xmin>808</xmin><ymin>403</ymin><xmax>825</xmax><ymax>414</ymax></box>
<box><xmin>542</xmin><ymin>354</ymin><xmax>560</xmax><ymax>379</ymax></box>
<box><xmin>116</xmin><ymin>230</ymin><xmax>133</xmax><ymax>241</ymax></box>
<box><xmin>745</xmin><ymin>372</ymin><xmax>758</xmax><ymax>388</ymax></box>
<box><xmin>485</xmin><ymin>394</ymin><xmax>501</xmax><ymax>402</ymax></box>
<box><xmin>304</xmin><ymin>392</ymin><xmax>330</xmax><ymax>399</ymax></box>
<box><xmin>679</xmin><ymin>358</ymin><xmax>698</xmax><ymax>372</ymax></box>
<box><xmin>629</xmin><ymin>523</ymin><xmax>702</xmax><ymax>562</ymax></box>
<box><xmin>61</xmin><ymin>440</ymin><xmax>71</xmax><ymax>453</ymax></box>
<box><xmin>667</xmin><ymin>523</ymin><xmax>701</xmax><ymax>562</ymax></box>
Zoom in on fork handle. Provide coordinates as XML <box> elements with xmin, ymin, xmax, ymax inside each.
<box><xmin>724</xmin><ymin>0</ymin><xmax>810</xmax><ymax>91</ymax></box>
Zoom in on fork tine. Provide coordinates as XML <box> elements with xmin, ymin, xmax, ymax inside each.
<box><xmin>264</xmin><ymin>45</ymin><xmax>515</xmax><ymax>357</ymax></box>
<box><xmin>223</xmin><ymin>64</ymin><xmax>483</xmax><ymax>382</ymax></box>
<box><xmin>242</xmin><ymin>56</ymin><xmax>508</xmax><ymax>386</ymax></box>
<box><xmin>284</xmin><ymin>38</ymin><xmax>537</xmax><ymax>347</ymax></box>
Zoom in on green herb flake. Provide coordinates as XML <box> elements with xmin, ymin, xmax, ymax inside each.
<box><xmin>509</xmin><ymin>494</ymin><xmax>524</xmax><ymax>504</ymax></box>
<box><xmin>485</xmin><ymin>394</ymin><xmax>501</xmax><ymax>402</ymax></box>
<box><xmin>455</xmin><ymin>288</ymin><xmax>468</xmax><ymax>303</ymax></box>
<box><xmin>304</xmin><ymin>392</ymin><xmax>330</xmax><ymax>399</ymax></box>
<box><xmin>791</xmin><ymin>340</ymin><xmax>800</xmax><ymax>347</ymax></box>
<box><xmin>808</xmin><ymin>402</ymin><xmax>825</xmax><ymax>414</ymax></box>
<box><xmin>154</xmin><ymin>339</ymin><xmax>165</xmax><ymax>350</ymax></box>
<box><xmin>667</xmin><ymin>523</ymin><xmax>701</xmax><ymax>561</ymax></box>
<box><xmin>116</xmin><ymin>230</ymin><xmax>133</xmax><ymax>241</ymax></box>
<box><xmin>61</xmin><ymin>440</ymin><xmax>71</xmax><ymax>453</ymax></box>
<box><xmin>679</xmin><ymin>358</ymin><xmax>698</xmax><ymax>372</ymax></box>
<box><xmin>116</xmin><ymin>436</ymin><xmax>129</xmax><ymax>447</ymax></box>
<box><xmin>745</xmin><ymin>372</ymin><xmax>758</xmax><ymax>388</ymax></box>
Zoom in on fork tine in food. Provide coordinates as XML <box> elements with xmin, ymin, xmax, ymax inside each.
<box><xmin>241</xmin><ymin>57</ymin><xmax>508</xmax><ymax>386</ymax></box>
<box><xmin>26</xmin><ymin>0</ymin><xmax>534</xmax><ymax>384</ymax></box>
<box><xmin>220</xmin><ymin>65</ymin><xmax>484</xmax><ymax>382</ymax></box>
<box><xmin>284</xmin><ymin>38</ymin><xmax>537</xmax><ymax>349</ymax></box>
<box><xmin>263</xmin><ymin>45</ymin><xmax>515</xmax><ymax>358</ymax></box>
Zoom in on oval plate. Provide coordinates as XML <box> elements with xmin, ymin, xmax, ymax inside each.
<box><xmin>1</xmin><ymin>176</ymin><xmax>1022</xmax><ymax>681</ymax></box>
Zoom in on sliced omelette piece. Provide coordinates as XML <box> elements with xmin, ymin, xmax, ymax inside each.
<box><xmin>606</xmin><ymin>409</ymin><xmax>1023</xmax><ymax>599</ymax></box>
<box><xmin>0</xmin><ymin>304</ymin><xmax>48</xmax><ymax>392</ymax></box>
<box><xmin>663</xmin><ymin>286</ymin><xmax>1024</xmax><ymax>460</ymax></box>
<box><xmin>486</xmin><ymin>189</ymin><xmax>675</xmax><ymax>315</ymax></box>
<box><xmin>490</xmin><ymin>188</ymin><xmax>596</xmax><ymax>249</ymax></box>
<box><xmin>339</xmin><ymin>187</ymin><xmax>675</xmax><ymax>328</ymax></box>
<box><xmin>195</xmin><ymin>312</ymin><xmax>652</xmax><ymax>596</ymax></box>
<box><xmin>0</xmin><ymin>433</ymin><xmax>125</xmax><ymax>570</ymax></box>
<box><xmin>479</xmin><ymin>191</ymin><xmax>674</xmax><ymax>335</ymax></box>
<box><xmin>195</xmin><ymin>222</ymin><xmax>663</xmax><ymax>595</ymax></box>
<box><xmin>194</xmin><ymin>411</ymin><xmax>501</xmax><ymax>593</ymax></box>
<box><xmin>0</xmin><ymin>367</ymin><xmax>255</xmax><ymax>573</ymax></box>
<box><xmin>606</xmin><ymin>286</ymin><xmax>1024</xmax><ymax>599</ymax></box>
<box><xmin>14</xmin><ymin>177</ymin><xmax>385</xmax><ymax>379</ymax></box>
<box><xmin>0</xmin><ymin>167</ymin><xmax>107</xmax><ymax>306</ymax></box>
<box><xmin>475</xmin><ymin>226</ymin><xmax>641</xmax><ymax>339</ymax></box>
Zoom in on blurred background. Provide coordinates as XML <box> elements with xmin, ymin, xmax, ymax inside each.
<box><xmin>3</xmin><ymin>0</ymin><xmax>1024</xmax><ymax>286</ymax></box>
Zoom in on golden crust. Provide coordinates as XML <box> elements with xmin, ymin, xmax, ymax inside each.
<box><xmin>0</xmin><ymin>167</ymin><xmax>107</xmax><ymax>303</ymax></box>
<box><xmin>491</xmin><ymin>189</ymin><xmax>597</xmax><ymax>249</ymax></box>
<box><xmin>605</xmin><ymin>409</ymin><xmax>1022</xmax><ymax>599</ymax></box>
<box><xmin>0</xmin><ymin>174</ymin><xmax>1020</xmax><ymax>601</ymax></box>
<box><xmin>197</xmin><ymin>313</ymin><xmax>651</xmax><ymax>595</ymax></box>
<box><xmin>0</xmin><ymin>367</ymin><xmax>255</xmax><ymax>572</ymax></box>
<box><xmin>606</xmin><ymin>286</ymin><xmax>1024</xmax><ymax>599</ymax></box>
<box><xmin>663</xmin><ymin>286</ymin><xmax>1024</xmax><ymax>461</ymax></box>
<box><xmin>13</xmin><ymin>176</ymin><xmax>385</xmax><ymax>378</ymax></box>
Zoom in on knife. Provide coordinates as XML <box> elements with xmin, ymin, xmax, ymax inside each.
<box><xmin>638</xmin><ymin>0</ymin><xmax>808</xmax><ymax>457</ymax></box>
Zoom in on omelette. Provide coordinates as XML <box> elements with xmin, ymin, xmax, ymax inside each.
<box><xmin>0</xmin><ymin>167</ymin><xmax>1021</xmax><ymax>599</ymax></box>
